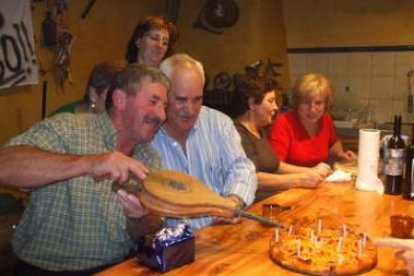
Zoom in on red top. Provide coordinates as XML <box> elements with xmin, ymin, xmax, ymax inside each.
<box><xmin>269</xmin><ymin>110</ymin><xmax>338</xmax><ymax>167</ymax></box>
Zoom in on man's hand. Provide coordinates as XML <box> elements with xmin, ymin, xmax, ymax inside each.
<box><xmin>117</xmin><ymin>189</ymin><xmax>148</xmax><ymax>218</ymax></box>
<box><xmin>212</xmin><ymin>216</ymin><xmax>241</xmax><ymax>225</ymax></box>
<box><xmin>86</xmin><ymin>151</ymin><xmax>149</xmax><ymax>184</ymax></box>
<box><xmin>376</xmin><ymin>238</ymin><xmax>414</xmax><ymax>276</ymax></box>
<box><xmin>212</xmin><ymin>195</ymin><xmax>244</xmax><ymax>225</ymax></box>
<box><xmin>118</xmin><ymin>189</ymin><xmax>164</xmax><ymax>239</ymax></box>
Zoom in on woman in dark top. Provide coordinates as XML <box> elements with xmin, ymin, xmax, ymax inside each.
<box><xmin>232</xmin><ymin>75</ymin><xmax>332</xmax><ymax>201</ymax></box>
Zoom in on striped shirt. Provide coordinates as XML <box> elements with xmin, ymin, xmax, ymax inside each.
<box><xmin>152</xmin><ymin>106</ymin><xmax>257</xmax><ymax>230</ymax></box>
<box><xmin>6</xmin><ymin>112</ymin><xmax>161</xmax><ymax>271</ymax></box>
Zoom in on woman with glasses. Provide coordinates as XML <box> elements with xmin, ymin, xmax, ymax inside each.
<box><xmin>125</xmin><ymin>15</ymin><xmax>179</xmax><ymax>67</ymax></box>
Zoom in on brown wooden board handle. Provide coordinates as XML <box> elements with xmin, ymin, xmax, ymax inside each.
<box><xmin>235</xmin><ymin>209</ymin><xmax>286</xmax><ymax>228</ymax></box>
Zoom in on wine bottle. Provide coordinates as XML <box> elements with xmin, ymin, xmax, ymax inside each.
<box><xmin>403</xmin><ymin>124</ymin><xmax>414</xmax><ymax>200</ymax></box>
<box><xmin>385</xmin><ymin>115</ymin><xmax>405</xmax><ymax>195</ymax></box>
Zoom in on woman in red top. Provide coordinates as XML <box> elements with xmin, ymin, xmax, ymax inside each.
<box><xmin>232</xmin><ymin>75</ymin><xmax>332</xmax><ymax>201</ymax></box>
<box><xmin>269</xmin><ymin>73</ymin><xmax>356</xmax><ymax>167</ymax></box>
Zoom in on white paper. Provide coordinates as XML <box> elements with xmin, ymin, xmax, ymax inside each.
<box><xmin>325</xmin><ymin>169</ymin><xmax>353</xmax><ymax>182</ymax></box>
<box><xmin>355</xmin><ymin>129</ymin><xmax>384</xmax><ymax>195</ymax></box>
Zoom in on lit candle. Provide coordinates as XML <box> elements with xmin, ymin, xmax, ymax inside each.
<box><xmin>317</xmin><ymin>218</ymin><xmax>322</xmax><ymax>234</ymax></box>
<box><xmin>337</xmin><ymin>253</ymin><xmax>344</xmax><ymax>264</ymax></box>
<box><xmin>362</xmin><ymin>232</ymin><xmax>367</xmax><ymax>247</ymax></box>
<box><xmin>275</xmin><ymin>228</ymin><xmax>280</xmax><ymax>242</ymax></box>
<box><xmin>296</xmin><ymin>239</ymin><xmax>301</xmax><ymax>257</ymax></box>
<box><xmin>336</xmin><ymin>237</ymin><xmax>343</xmax><ymax>252</ymax></box>
<box><xmin>288</xmin><ymin>225</ymin><xmax>293</xmax><ymax>236</ymax></box>
<box><xmin>316</xmin><ymin>236</ymin><xmax>323</xmax><ymax>248</ymax></box>
<box><xmin>357</xmin><ymin>239</ymin><xmax>363</xmax><ymax>258</ymax></box>
<box><xmin>342</xmin><ymin>224</ymin><xmax>347</xmax><ymax>237</ymax></box>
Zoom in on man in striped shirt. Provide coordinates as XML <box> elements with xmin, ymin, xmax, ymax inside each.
<box><xmin>152</xmin><ymin>54</ymin><xmax>258</xmax><ymax>230</ymax></box>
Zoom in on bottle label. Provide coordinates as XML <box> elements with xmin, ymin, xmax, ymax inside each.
<box><xmin>385</xmin><ymin>149</ymin><xmax>404</xmax><ymax>176</ymax></box>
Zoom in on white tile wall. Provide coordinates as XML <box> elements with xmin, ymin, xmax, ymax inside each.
<box><xmin>288</xmin><ymin>51</ymin><xmax>414</xmax><ymax>124</ymax></box>
<box><xmin>328</xmin><ymin>54</ymin><xmax>350</xmax><ymax>75</ymax></box>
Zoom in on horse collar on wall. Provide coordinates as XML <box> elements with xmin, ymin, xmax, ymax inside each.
<box><xmin>193</xmin><ymin>0</ymin><xmax>239</xmax><ymax>35</ymax></box>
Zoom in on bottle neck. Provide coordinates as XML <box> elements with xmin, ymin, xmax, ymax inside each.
<box><xmin>412</xmin><ymin>125</ymin><xmax>414</xmax><ymax>144</ymax></box>
<box><xmin>397</xmin><ymin>116</ymin><xmax>402</xmax><ymax>137</ymax></box>
<box><xmin>393</xmin><ymin>115</ymin><xmax>398</xmax><ymax>137</ymax></box>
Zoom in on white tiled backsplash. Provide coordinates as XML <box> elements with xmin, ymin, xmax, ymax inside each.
<box><xmin>288</xmin><ymin>51</ymin><xmax>414</xmax><ymax>124</ymax></box>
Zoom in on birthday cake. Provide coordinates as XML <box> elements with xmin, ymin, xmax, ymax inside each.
<box><xmin>269</xmin><ymin>218</ymin><xmax>377</xmax><ymax>275</ymax></box>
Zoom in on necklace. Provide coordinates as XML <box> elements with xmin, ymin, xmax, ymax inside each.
<box><xmin>241</xmin><ymin>120</ymin><xmax>260</xmax><ymax>138</ymax></box>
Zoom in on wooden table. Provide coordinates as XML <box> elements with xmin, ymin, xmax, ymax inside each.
<box><xmin>96</xmin><ymin>182</ymin><xmax>414</xmax><ymax>275</ymax></box>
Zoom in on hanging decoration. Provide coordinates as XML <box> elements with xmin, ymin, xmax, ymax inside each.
<box><xmin>193</xmin><ymin>0</ymin><xmax>239</xmax><ymax>35</ymax></box>
<box><xmin>41</xmin><ymin>11</ymin><xmax>57</xmax><ymax>48</ymax></box>
<box><xmin>54</xmin><ymin>29</ymin><xmax>73</xmax><ymax>87</ymax></box>
<box><xmin>43</xmin><ymin>0</ymin><xmax>73</xmax><ymax>89</ymax></box>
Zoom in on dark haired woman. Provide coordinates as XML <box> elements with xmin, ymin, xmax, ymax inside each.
<box><xmin>50</xmin><ymin>60</ymin><xmax>126</xmax><ymax>115</ymax></box>
<box><xmin>232</xmin><ymin>75</ymin><xmax>331</xmax><ymax>201</ymax></box>
<box><xmin>125</xmin><ymin>15</ymin><xmax>178</xmax><ymax>66</ymax></box>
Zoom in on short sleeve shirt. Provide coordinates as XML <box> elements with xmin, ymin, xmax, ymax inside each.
<box><xmin>6</xmin><ymin>112</ymin><xmax>161</xmax><ymax>271</ymax></box>
<box><xmin>269</xmin><ymin>110</ymin><xmax>338</xmax><ymax>167</ymax></box>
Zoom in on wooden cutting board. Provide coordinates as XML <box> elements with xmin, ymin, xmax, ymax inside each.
<box><xmin>138</xmin><ymin>170</ymin><xmax>237</xmax><ymax>218</ymax></box>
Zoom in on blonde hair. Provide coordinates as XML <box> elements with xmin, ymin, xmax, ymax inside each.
<box><xmin>291</xmin><ymin>73</ymin><xmax>334</xmax><ymax>111</ymax></box>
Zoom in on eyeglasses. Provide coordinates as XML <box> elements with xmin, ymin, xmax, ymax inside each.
<box><xmin>144</xmin><ymin>33</ymin><xmax>169</xmax><ymax>47</ymax></box>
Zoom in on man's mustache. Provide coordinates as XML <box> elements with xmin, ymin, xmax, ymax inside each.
<box><xmin>144</xmin><ymin>115</ymin><xmax>162</xmax><ymax>126</ymax></box>
<box><xmin>178</xmin><ymin>110</ymin><xmax>192</xmax><ymax>119</ymax></box>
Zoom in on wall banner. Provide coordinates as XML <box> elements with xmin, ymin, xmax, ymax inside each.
<box><xmin>0</xmin><ymin>0</ymin><xmax>39</xmax><ymax>89</ymax></box>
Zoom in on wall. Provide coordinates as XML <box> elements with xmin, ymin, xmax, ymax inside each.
<box><xmin>177</xmin><ymin>0</ymin><xmax>289</xmax><ymax>90</ymax></box>
<box><xmin>288</xmin><ymin>51</ymin><xmax>414</xmax><ymax>125</ymax></box>
<box><xmin>0</xmin><ymin>0</ymin><xmax>166</xmax><ymax>144</ymax></box>
<box><xmin>0</xmin><ymin>0</ymin><xmax>289</xmax><ymax>145</ymax></box>
<box><xmin>282</xmin><ymin>0</ymin><xmax>414</xmax><ymax>125</ymax></box>
<box><xmin>282</xmin><ymin>0</ymin><xmax>414</xmax><ymax>48</ymax></box>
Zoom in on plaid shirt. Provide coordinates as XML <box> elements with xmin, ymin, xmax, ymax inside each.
<box><xmin>6</xmin><ymin>112</ymin><xmax>161</xmax><ymax>271</ymax></box>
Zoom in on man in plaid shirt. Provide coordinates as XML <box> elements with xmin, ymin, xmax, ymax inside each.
<box><xmin>0</xmin><ymin>63</ymin><xmax>169</xmax><ymax>275</ymax></box>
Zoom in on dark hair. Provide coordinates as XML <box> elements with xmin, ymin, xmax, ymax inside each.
<box><xmin>125</xmin><ymin>15</ymin><xmax>179</xmax><ymax>64</ymax></box>
<box><xmin>82</xmin><ymin>61</ymin><xmax>127</xmax><ymax>105</ymax></box>
<box><xmin>231</xmin><ymin>75</ymin><xmax>276</xmax><ymax>117</ymax></box>
<box><xmin>105</xmin><ymin>63</ymin><xmax>170</xmax><ymax>110</ymax></box>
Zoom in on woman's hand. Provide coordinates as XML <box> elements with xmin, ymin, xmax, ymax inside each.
<box><xmin>330</xmin><ymin>141</ymin><xmax>357</xmax><ymax>163</ymax></box>
<box><xmin>311</xmin><ymin>162</ymin><xmax>332</xmax><ymax>177</ymax></box>
<box><xmin>294</xmin><ymin>171</ymin><xmax>324</xmax><ymax>189</ymax></box>
<box><xmin>339</xmin><ymin>150</ymin><xmax>357</xmax><ymax>162</ymax></box>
